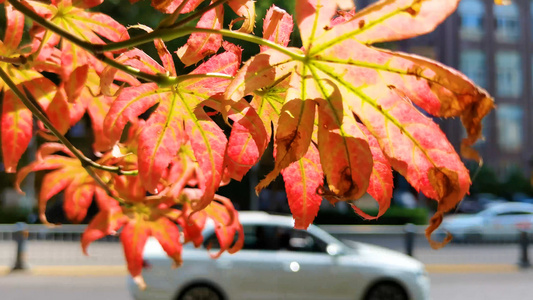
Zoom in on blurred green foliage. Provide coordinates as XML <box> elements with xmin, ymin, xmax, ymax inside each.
<box><xmin>0</xmin><ymin>206</ymin><xmax>33</xmax><ymax>223</ymax></box>
<box><xmin>468</xmin><ymin>164</ymin><xmax>533</xmax><ymax>200</ymax></box>
<box><xmin>314</xmin><ymin>207</ymin><xmax>429</xmax><ymax>225</ymax></box>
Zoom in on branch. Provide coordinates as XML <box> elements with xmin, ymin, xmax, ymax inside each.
<box><xmin>100</xmin><ymin>27</ymin><xmax>305</xmax><ymax>61</ymax></box>
<box><xmin>6</xmin><ymin>0</ymin><xmax>175</xmax><ymax>86</ymax></box>
<box><xmin>165</xmin><ymin>0</ymin><xmax>230</xmax><ymax>29</ymax></box>
<box><xmin>157</xmin><ymin>0</ymin><xmax>193</xmax><ymax>29</ymax></box>
<box><xmin>8</xmin><ymin>0</ymin><xmax>304</xmax><ymax>74</ymax></box>
<box><xmin>0</xmin><ymin>55</ymin><xmax>26</xmax><ymax>65</ymax></box>
<box><xmin>169</xmin><ymin>72</ymin><xmax>234</xmax><ymax>85</ymax></box>
<box><xmin>0</xmin><ymin>68</ymin><xmax>136</xmax><ymax>197</ymax></box>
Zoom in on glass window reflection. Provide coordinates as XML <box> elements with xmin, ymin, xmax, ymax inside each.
<box><xmin>459</xmin><ymin>0</ymin><xmax>485</xmax><ymax>41</ymax></box>
<box><xmin>494</xmin><ymin>2</ymin><xmax>520</xmax><ymax>43</ymax></box>
<box><xmin>496</xmin><ymin>51</ymin><xmax>522</xmax><ymax>97</ymax></box>
<box><xmin>459</xmin><ymin>50</ymin><xmax>487</xmax><ymax>88</ymax></box>
<box><xmin>496</xmin><ymin>104</ymin><xmax>523</xmax><ymax>153</ymax></box>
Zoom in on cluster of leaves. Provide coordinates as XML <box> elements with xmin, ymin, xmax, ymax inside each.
<box><xmin>1</xmin><ymin>0</ymin><xmax>495</xmax><ymax>287</ymax></box>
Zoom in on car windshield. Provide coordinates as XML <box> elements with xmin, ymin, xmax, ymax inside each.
<box><xmin>203</xmin><ymin>223</ymin><xmax>349</xmax><ymax>254</ymax></box>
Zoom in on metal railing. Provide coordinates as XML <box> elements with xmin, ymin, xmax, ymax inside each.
<box><xmin>0</xmin><ymin>223</ymin><xmax>123</xmax><ymax>269</ymax></box>
<box><xmin>0</xmin><ymin>223</ymin><xmax>532</xmax><ymax>271</ymax></box>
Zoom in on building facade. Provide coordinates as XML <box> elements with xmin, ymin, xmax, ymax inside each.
<box><xmin>357</xmin><ymin>0</ymin><xmax>533</xmax><ymax>177</ymax></box>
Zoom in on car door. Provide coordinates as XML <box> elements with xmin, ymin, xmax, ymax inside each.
<box><xmin>487</xmin><ymin>210</ymin><xmax>533</xmax><ymax>237</ymax></box>
<box><xmin>205</xmin><ymin>225</ymin><xmax>280</xmax><ymax>300</ymax></box>
<box><xmin>274</xmin><ymin>227</ymin><xmax>357</xmax><ymax>300</ymax></box>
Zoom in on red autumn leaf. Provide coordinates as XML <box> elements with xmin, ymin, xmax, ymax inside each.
<box><xmin>227</xmin><ymin>0</ymin><xmax>255</xmax><ymax>33</ymax></box>
<box><xmin>85</xmin><ymin>70</ymin><xmax>116</xmax><ymax>152</ymax></box>
<box><xmin>82</xmin><ymin>202</ymin><xmax>126</xmax><ymax>257</ymax></box>
<box><xmin>105</xmin><ymin>43</ymin><xmax>241</xmax><ymax>201</ymax></box>
<box><xmin>149</xmin><ymin>0</ymin><xmax>204</xmax><ymax>14</ymax></box>
<box><xmin>0</xmin><ymin>5</ymin><xmax>58</xmax><ymax>172</ymax></box>
<box><xmin>282</xmin><ymin>141</ymin><xmax>323</xmax><ymax>230</ymax></box>
<box><xmin>120</xmin><ymin>219</ymin><xmax>151</xmax><ymax>281</ymax></box>
<box><xmin>176</xmin><ymin>4</ymin><xmax>224</xmax><ymax>66</ymax></box>
<box><xmin>226</xmin><ymin>0</ymin><xmax>493</xmax><ymax>244</ymax></box>
<box><xmin>261</xmin><ymin>5</ymin><xmax>294</xmax><ymax>52</ymax></box>
<box><xmin>15</xmin><ymin>143</ymin><xmax>102</xmax><ymax>224</ymax></box>
<box><xmin>316</xmin><ymin>91</ymin><xmax>373</xmax><ymax>203</ymax></box>
<box><xmin>2</xmin><ymin>3</ymin><xmax>24</xmax><ymax>51</ymax></box>
<box><xmin>64</xmin><ymin>65</ymin><xmax>89</xmax><ymax>103</ymax></box>
<box><xmin>136</xmin><ymin>92</ymin><xmax>185</xmax><ymax>193</ymax></box>
<box><xmin>1</xmin><ymin>90</ymin><xmax>33</xmax><ymax>173</ymax></box>
<box><xmin>162</xmin><ymin>152</ymin><xmax>198</xmax><ymax>200</ymax></box>
<box><xmin>104</xmin><ymin>83</ymin><xmax>163</xmax><ymax>147</ymax></box>
<box><xmin>255</xmin><ymin>72</ymin><xmax>317</xmax><ymax>192</ymax></box>
<box><xmin>204</xmin><ymin>97</ymin><xmax>268</xmax><ymax>182</ymax></box>
<box><xmin>176</xmin><ymin>202</ymin><xmax>207</xmax><ymax>247</ymax></box>
<box><xmin>351</xmin><ymin>125</ymin><xmax>393</xmax><ymax>220</ymax></box>
<box><xmin>63</xmin><ymin>175</ymin><xmax>95</xmax><ymax>223</ymax></box>
<box><xmin>25</xmin><ymin>0</ymin><xmax>129</xmax><ymax>79</ymax></box>
<box><xmin>180</xmin><ymin>189</ymin><xmax>244</xmax><ymax>258</ymax></box>
<box><xmin>39</xmin><ymin>89</ymin><xmax>71</xmax><ymax>140</ymax></box>
<box><xmin>325</xmin><ymin>0</ymin><xmax>460</xmax><ymax>45</ymax></box>
<box><xmin>150</xmin><ymin>217</ymin><xmax>183</xmax><ymax>267</ymax></box>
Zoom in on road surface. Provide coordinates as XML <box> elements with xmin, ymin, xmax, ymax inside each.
<box><xmin>1</xmin><ymin>271</ymin><xmax>533</xmax><ymax>300</ymax></box>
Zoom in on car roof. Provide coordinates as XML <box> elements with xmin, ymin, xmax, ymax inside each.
<box><xmin>482</xmin><ymin>202</ymin><xmax>533</xmax><ymax>213</ymax></box>
<box><xmin>237</xmin><ymin>211</ymin><xmax>296</xmax><ymax>227</ymax></box>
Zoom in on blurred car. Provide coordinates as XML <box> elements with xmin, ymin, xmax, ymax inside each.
<box><xmin>455</xmin><ymin>197</ymin><xmax>482</xmax><ymax>214</ymax></box>
<box><xmin>442</xmin><ymin>202</ymin><xmax>533</xmax><ymax>242</ymax></box>
<box><xmin>128</xmin><ymin>211</ymin><xmax>430</xmax><ymax>300</ymax></box>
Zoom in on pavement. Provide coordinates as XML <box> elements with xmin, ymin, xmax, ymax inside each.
<box><xmin>1</xmin><ymin>239</ymin><xmax>530</xmax><ymax>275</ymax></box>
<box><xmin>1</xmin><ymin>266</ymin><xmax>533</xmax><ymax>300</ymax></box>
<box><xmin>1</xmin><ymin>239</ymin><xmax>533</xmax><ymax>300</ymax></box>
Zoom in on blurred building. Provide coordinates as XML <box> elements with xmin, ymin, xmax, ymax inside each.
<box><xmin>357</xmin><ymin>0</ymin><xmax>533</xmax><ymax>177</ymax></box>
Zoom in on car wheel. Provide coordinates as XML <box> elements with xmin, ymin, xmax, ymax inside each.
<box><xmin>364</xmin><ymin>282</ymin><xmax>408</xmax><ymax>300</ymax></box>
<box><xmin>178</xmin><ymin>285</ymin><xmax>222</xmax><ymax>300</ymax></box>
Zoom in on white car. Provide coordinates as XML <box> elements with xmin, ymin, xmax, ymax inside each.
<box><xmin>442</xmin><ymin>202</ymin><xmax>533</xmax><ymax>242</ymax></box>
<box><xmin>128</xmin><ymin>211</ymin><xmax>430</xmax><ymax>300</ymax></box>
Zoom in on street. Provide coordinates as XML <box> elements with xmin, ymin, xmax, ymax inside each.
<box><xmin>2</xmin><ymin>271</ymin><xmax>533</xmax><ymax>300</ymax></box>
<box><xmin>2</xmin><ymin>239</ymin><xmax>533</xmax><ymax>299</ymax></box>
<box><xmin>430</xmin><ymin>271</ymin><xmax>533</xmax><ymax>300</ymax></box>
<box><xmin>0</xmin><ymin>274</ymin><xmax>130</xmax><ymax>300</ymax></box>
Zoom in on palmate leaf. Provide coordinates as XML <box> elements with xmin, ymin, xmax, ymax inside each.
<box><xmin>0</xmin><ymin>4</ymin><xmax>58</xmax><ymax>172</ymax></box>
<box><xmin>25</xmin><ymin>0</ymin><xmax>129</xmax><ymax>79</ymax></box>
<box><xmin>81</xmin><ymin>175</ymin><xmax>243</xmax><ymax>289</ymax></box>
<box><xmin>175</xmin><ymin>0</ymin><xmax>255</xmax><ymax>65</ymax></box>
<box><xmin>226</xmin><ymin>0</ymin><xmax>494</xmax><ymax>245</ymax></box>
<box><xmin>104</xmin><ymin>42</ymin><xmax>242</xmax><ymax>209</ymax></box>
<box><xmin>282</xmin><ymin>141</ymin><xmax>323</xmax><ymax>230</ymax></box>
<box><xmin>176</xmin><ymin>3</ymin><xmax>224</xmax><ymax>66</ymax></box>
<box><xmin>261</xmin><ymin>5</ymin><xmax>294</xmax><ymax>53</ymax></box>
<box><xmin>15</xmin><ymin>143</ymin><xmax>99</xmax><ymax>224</ymax></box>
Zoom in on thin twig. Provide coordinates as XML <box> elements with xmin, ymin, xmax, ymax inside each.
<box><xmin>167</xmin><ymin>0</ymin><xmax>230</xmax><ymax>29</ymax></box>
<box><xmin>0</xmin><ymin>67</ymin><xmax>134</xmax><ymax>198</ymax></box>
<box><xmin>157</xmin><ymin>0</ymin><xmax>191</xmax><ymax>28</ymax></box>
<box><xmin>0</xmin><ymin>55</ymin><xmax>26</xmax><ymax>65</ymax></box>
<box><xmin>6</xmin><ymin>0</ymin><xmax>174</xmax><ymax>86</ymax></box>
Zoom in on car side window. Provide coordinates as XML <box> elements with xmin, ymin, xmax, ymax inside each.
<box><xmin>202</xmin><ymin>225</ymin><xmax>327</xmax><ymax>253</ymax></box>
<box><xmin>203</xmin><ymin>226</ymin><xmax>257</xmax><ymax>250</ymax></box>
<box><xmin>495</xmin><ymin>211</ymin><xmax>533</xmax><ymax>217</ymax></box>
<box><xmin>278</xmin><ymin>227</ymin><xmax>327</xmax><ymax>253</ymax></box>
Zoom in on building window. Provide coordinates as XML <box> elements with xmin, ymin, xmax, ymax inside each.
<box><xmin>531</xmin><ymin>1</ymin><xmax>533</xmax><ymax>38</ymax></box>
<box><xmin>496</xmin><ymin>104</ymin><xmax>523</xmax><ymax>153</ymax></box>
<box><xmin>495</xmin><ymin>51</ymin><xmax>522</xmax><ymax>97</ymax></box>
<box><xmin>494</xmin><ymin>2</ymin><xmax>520</xmax><ymax>43</ymax></box>
<box><xmin>459</xmin><ymin>50</ymin><xmax>487</xmax><ymax>88</ymax></box>
<box><xmin>409</xmin><ymin>46</ymin><xmax>437</xmax><ymax>60</ymax></box>
<box><xmin>459</xmin><ymin>0</ymin><xmax>485</xmax><ymax>41</ymax></box>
